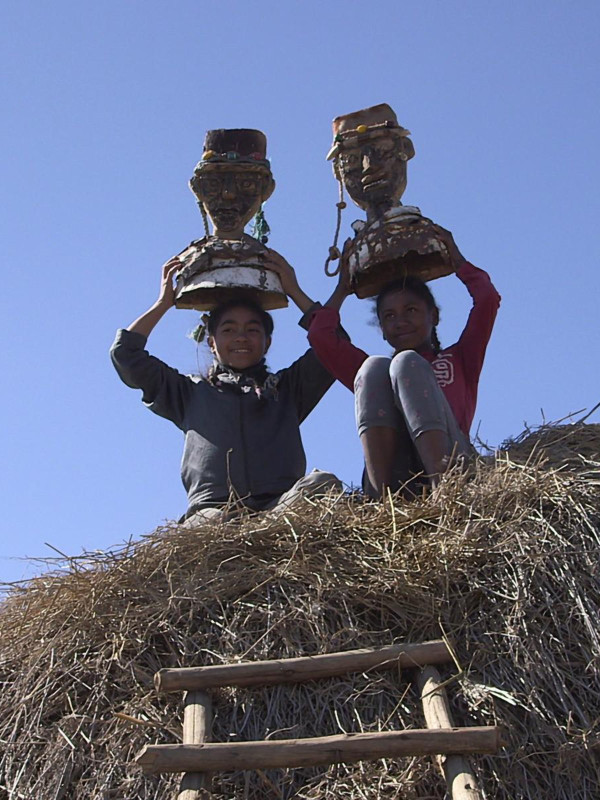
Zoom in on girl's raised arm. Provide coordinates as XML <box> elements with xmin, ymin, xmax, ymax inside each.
<box><xmin>127</xmin><ymin>258</ymin><xmax>181</xmax><ymax>338</ymax></box>
<box><xmin>261</xmin><ymin>250</ymin><xmax>318</xmax><ymax>314</ymax></box>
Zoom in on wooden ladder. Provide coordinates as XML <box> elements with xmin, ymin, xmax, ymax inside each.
<box><xmin>135</xmin><ymin>638</ymin><xmax>505</xmax><ymax>799</ymax></box>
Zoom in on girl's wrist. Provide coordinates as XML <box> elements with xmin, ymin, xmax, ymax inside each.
<box><xmin>289</xmin><ymin>287</ymin><xmax>316</xmax><ymax>313</ymax></box>
<box><xmin>155</xmin><ymin>296</ymin><xmax>174</xmax><ymax>311</ymax></box>
<box><xmin>334</xmin><ymin>283</ymin><xmax>351</xmax><ymax>301</ymax></box>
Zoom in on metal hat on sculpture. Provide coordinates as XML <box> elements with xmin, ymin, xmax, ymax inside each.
<box><xmin>325</xmin><ymin>103</ymin><xmax>455</xmax><ymax>298</ymax></box>
<box><xmin>173</xmin><ymin>128</ymin><xmax>287</xmax><ymax>310</ymax></box>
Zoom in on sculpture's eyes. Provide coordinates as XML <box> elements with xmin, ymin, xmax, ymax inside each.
<box><xmin>367</xmin><ymin>139</ymin><xmax>397</xmax><ymax>162</ymax></box>
<box><xmin>237</xmin><ymin>177</ymin><xmax>259</xmax><ymax>195</ymax></box>
<box><xmin>340</xmin><ymin>139</ymin><xmax>399</xmax><ymax>171</ymax></box>
<box><xmin>341</xmin><ymin>151</ymin><xmax>360</xmax><ymax>170</ymax></box>
<box><xmin>373</xmin><ymin>146</ymin><xmax>397</xmax><ymax>161</ymax></box>
<box><xmin>200</xmin><ymin>178</ymin><xmax>222</xmax><ymax>196</ymax></box>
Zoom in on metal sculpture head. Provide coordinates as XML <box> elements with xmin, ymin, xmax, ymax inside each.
<box><xmin>190</xmin><ymin>129</ymin><xmax>275</xmax><ymax>239</ymax></box>
<box><xmin>327</xmin><ymin>103</ymin><xmax>415</xmax><ymax>219</ymax></box>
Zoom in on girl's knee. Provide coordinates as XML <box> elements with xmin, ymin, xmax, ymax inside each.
<box><xmin>355</xmin><ymin>356</ymin><xmax>398</xmax><ymax>433</ymax></box>
<box><xmin>389</xmin><ymin>350</ymin><xmax>431</xmax><ymax>382</ymax></box>
<box><xmin>389</xmin><ymin>351</ymin><xmax>441</xmax><ymax>411</ymax></box>
<box><xmin>354</xmin><ymin>355</ymin><xmax>392</xmax><ymax>392</ymax></box>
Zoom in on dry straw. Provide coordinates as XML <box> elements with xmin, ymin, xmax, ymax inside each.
<box><xmin>1</xmin><ymin>423</ymin><xmax>599</xmax><ymax>799</ymax></box>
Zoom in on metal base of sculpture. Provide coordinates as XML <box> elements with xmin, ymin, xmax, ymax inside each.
<box><xmin>344</xmin><ymin>205</ymin><xmax>456</xmax><ymax>298</ymax></box>
<box><xmin>174</xmin><ymin>234</ymin><xmax>288</xmax><ymax>310</ymax></box>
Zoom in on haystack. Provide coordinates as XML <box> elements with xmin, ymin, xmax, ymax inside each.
<box><xmin>1</xmin><ymin>424</ymin><xmax>599</xmax><ymax>799</ymax></box>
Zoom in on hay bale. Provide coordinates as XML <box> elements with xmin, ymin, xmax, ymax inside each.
<box><xmin>1</xmin><ymin>425</ymin><xmax>599</xmax><ymax>799</ymax></box>
<box><xmin>503</xmin><ymin>422</ymin><xmax>600</xmax><ymax>470</ymax></box>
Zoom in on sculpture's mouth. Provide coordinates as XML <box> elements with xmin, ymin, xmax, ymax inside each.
<box><xmin>362</xmin><ymin>176</ymin><xmax>389</xmax><ymax>193</ymax></box>
<box><xmin>214</xmin><ymin>205</ymin><xmax>240</xmax><ymax>214</ymax></box>
<box><xmin>213</xmin><ymin>207</ymin><xmax>242</xmax><ymax>226</ymax></box>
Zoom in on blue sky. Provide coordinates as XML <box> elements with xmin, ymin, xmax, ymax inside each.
<box><xmin>1</xmin><ymin>1</ymin><xmax>599</xmax><ymax>584</ymax></box>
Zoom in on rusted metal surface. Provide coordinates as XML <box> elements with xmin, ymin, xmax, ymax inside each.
<box><xmin>343</xmin><ymin>205</ymin><xmax>455</xmax><ymax>299</ymax></box>
<box><xmin>174</xmin><ymin>235</ymin><xmax>286</xmax><ymax>311</ymax></box>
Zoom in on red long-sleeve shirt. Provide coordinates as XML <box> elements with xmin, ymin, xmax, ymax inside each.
<box><xmin>308</xmin><ymin>262</ymin><xmax>500</xmax><ymax>436</ymax></box>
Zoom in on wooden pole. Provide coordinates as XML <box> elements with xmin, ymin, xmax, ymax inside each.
<box><xmin>418</xmin><ymin>666</ymin><xmax>484</xmax><ymax>800</ymax></box>
<box><xmin>155</xmin><ymin>639</ymin><xmax>451</xmax><ymax>693</ymax></box>
<box><xmin>136</xmin><ymin>726</ymin><xmax>505</xmax><ymax>774</ymax></box>
<box><xmin>177</xmin><ymin>691</ymin><xmax>212</xmax><ymax>800</ymax></box>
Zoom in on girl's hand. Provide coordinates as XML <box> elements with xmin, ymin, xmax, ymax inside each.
<box><xmin>263</xmin><ymin>248</ymin><xmax>317</xmax><ymax>314</ymax></box>
<box><xmin>324</xmin><ymin>250</ymin><xmax>352</xmax><ymax>311</ymax></box>
<box><xmin>433</xmin><ymin>225</ymin><xmax>468</xmax><ymax>269</ymax></box>
<box><xmin>158</xmin><ymin>257</ymin><xmax>181</xmax><ymax>308</ymax></box>
<box><xmin>126</xmin><ymin>257</ymin><xmax>181</xmax><ymax>336</ymax></box>
<box><xmin>262</xmin><ymin>249</ymin><xmax>301</xmax><ymax>297</ymax></box>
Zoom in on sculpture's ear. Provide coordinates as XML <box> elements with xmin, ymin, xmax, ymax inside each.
<box><xmin>261</xmin><ymin>175</ymin><xmax>276</xmax><ymax>203</ymax></box>
<box><xmin>401</xmin><ymin>136</ymin><xmax>415</xmax><ymax>162</ymax></box>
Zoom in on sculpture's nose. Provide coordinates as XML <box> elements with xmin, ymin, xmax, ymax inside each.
<box><xmin>221</xmin><ymin>175</ymin><xmax>236</xmax><ymax>200</ymax></box>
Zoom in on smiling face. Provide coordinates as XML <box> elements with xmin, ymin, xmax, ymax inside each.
<box><xmin>208</xmin><ymin>305</ymin><xmax>271</xmax><ymax>370</ymax></box>
<box><xmin>378</xmin><ymin>289</ymin><xmax>438</xmax><ymax>353</ymax></box>
<box><xmin>192</xmin><ymin>164</ymin><xmax>275</xmax><ymax>239</ymax></box>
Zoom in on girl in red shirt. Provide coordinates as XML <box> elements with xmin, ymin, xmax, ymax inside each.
<box><xmin>308</xmin><ymin>227</ymin><xmax>500</xmax><ymax>495</ymax></box>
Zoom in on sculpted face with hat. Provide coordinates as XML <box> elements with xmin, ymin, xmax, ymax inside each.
<box><xmin>325</xmin><ymin>103</ymin><xmax>456</xmax><ymax>297</ymax></box>
<box><xmin>190</xmin><ymin>129</ymin><xmax>275</xmax><ymax>239</ymax></box>
<box><xmin>327</xmin><ymin>103</ymin><xmax>415</xmax><ymax>220</ymax></box>
<box><xmin>172</xmin><ymin>128</ymin><xmax>288</xmax><ymax>310</ymax></box>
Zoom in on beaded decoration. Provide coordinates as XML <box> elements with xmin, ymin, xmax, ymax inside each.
<box><xmin>251</xmin><ymin>205</ymin><xmax>270</xmax><ymax>244</ymax></box>
<box><xmin>198</xmin><ymin>150</ymin><xmax>271</xmax><ymax>169</ymax></box>
<box><xmin>189</xmin><ymin>313</ymin><xmax>210</xmax><ymax>344</ymax></box>
<box><xmin>197</xmin><ymin>200</ymin><xmax>210</xmax><ymax>238</ymax></box>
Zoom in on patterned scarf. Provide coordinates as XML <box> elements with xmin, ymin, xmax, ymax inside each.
<box><xmin>207</xmin><ymin>359</ymin><xmax>280</xmax><ymax>401</ymax></box>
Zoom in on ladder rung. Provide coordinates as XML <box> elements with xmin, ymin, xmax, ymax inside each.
<box><xmin>136</xmin><ymin>726</ymin><xmax>505</xmax><ymax>774</ymax></box>
<box><xmin>155</xmin><ymin>639</ymin><xmax>452</xmax><ymax>692</ymax></box>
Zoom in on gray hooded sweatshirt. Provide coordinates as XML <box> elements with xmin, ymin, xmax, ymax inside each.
<box><xmin>110</xmin><ymin>328</ymin><xmax>334</xmax><ymax>514</ymax></box>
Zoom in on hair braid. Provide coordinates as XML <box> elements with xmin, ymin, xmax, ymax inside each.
<box><xmin>431</xmin><ymin>326</ymin><xmax>441</xmax><ymax>354</ymax></box>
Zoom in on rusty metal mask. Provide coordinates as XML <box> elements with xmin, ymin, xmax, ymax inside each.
<box><xmin>190</xmin><ymin>163</ymin><xmax>274</xmax><ymax>239</ymax></box>
<box><xmin>172</xmin><ymin>129</ymin><xmax>286</xmax><ymax>311</ymax></box>
<box><xmin>335</xmin><ymin>130</ymin><xmax>413</xmax><ymax>213</ymax></box>
<box><xmin>325</xmin><ymin>106</ymin><xmax>453</xmax><ymax>297</ymax></box>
